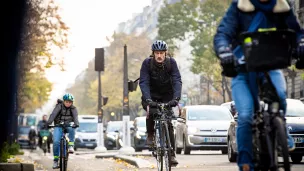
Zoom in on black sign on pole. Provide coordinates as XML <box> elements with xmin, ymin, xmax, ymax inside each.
<box><xmin>95</xmin><ymin>48</ymin><xmax>105</xmax><ymax>123</ymax></box>
<box><xmin>95</xmin><ymin>48</ymin><xmax>104</xmax><ymax>72</ymax></box>
<box><xmin>123</xmin><ymin>45</ymin><xmax>129</xmax><ymax>116</ymax></box>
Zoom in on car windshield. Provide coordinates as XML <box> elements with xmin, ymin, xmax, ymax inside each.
<box><xmin>137</xmin><ymin>119</ymin><xmax>146</xmax><ymax>127</ymax></box>
<box><xmin>188</xmin><ymin>107</ymin><xmax>232</xmax><ymax>121</ymax></box>
<box><xmin>19</xmin><ymin>127</ymin><xmax>31</xmax><ymax>135</ymax></box>
<box><xmin>77</xmin><ymin>122</ymin><xmax>97</xmax><ymax>133</ymax></box>
<box><xmin>107</xmin><ymin>122</ymin><xmax>122</xmax><ymax>132</ymax></box>
<box><xmin>286</xmin><ymin>100</ymin><xmax>304</xmax><ymax>117</ymax></box>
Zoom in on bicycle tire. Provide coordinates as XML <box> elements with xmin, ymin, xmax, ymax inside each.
<box><xmin>272</xmin><ymin>116</ymin><xmax>290</xmax><ymax>171</ymax></box>
<box><xmin>60</xmin><ymin>138</ymin><xmax>64</xmax><ymax>171</ymax></box>
<box><xmin>155</xmin><ymin>123</ymin><xmax>163</xmax><ymax>171</ymax></box>
<box><xmin>64</xmin><ymin>139</ymin><xmax>69</xmax><ymax>171</ymax></box>
<box><xmin>163</xmin><ymin>123</ymin><xmax>172</xmax><ymax>171</ymax></box>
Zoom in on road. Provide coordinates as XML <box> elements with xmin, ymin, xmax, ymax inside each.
<box><xmin>20</xmin><ymin>149</ymin><xmax>304</xmax><ymax>171</ymax></box>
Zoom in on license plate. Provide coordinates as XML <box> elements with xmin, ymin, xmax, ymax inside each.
<box><xmin>203</xmin><ymin>137</ymin><xmax>226</xmax><ymax>143</ymax></box>
<box><xmin>85</xmin><ymin>144</ymin><xmax>94</xmax><ymax>147</ymax></box>
<box><xmin>293</xmin><ymin>137</ymin><xmax>304</xmax><ymax>143</ymax></box>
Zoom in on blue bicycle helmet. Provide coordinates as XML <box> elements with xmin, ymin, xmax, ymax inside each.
<box><xmin>63</xmin><ymin>93</ymin><xmax>74</xmax><ymax>102</ymax></box>
<box><xmin>152</xmin><ymin>40</ymin><xmax>168</xmax><ymax>51</ymax></box>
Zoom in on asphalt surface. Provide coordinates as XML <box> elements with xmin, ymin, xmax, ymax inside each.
<box><xmin>19</xmin><ymin>148</ymin><xmax>304</xmax><ymax>171</ymax></box>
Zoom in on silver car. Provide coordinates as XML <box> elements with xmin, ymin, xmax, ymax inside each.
<box><xmin>175</xmin><ymin>105</ymin><xmax>234</xmax><ymax>155</ymax></box>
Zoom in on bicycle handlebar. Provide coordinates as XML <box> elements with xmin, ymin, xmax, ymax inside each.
<box><xmin>48</xmin><ymin>123</ymin><xmax>78</xmax><ymax>129</ymax></box>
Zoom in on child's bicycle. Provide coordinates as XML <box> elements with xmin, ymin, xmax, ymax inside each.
<box><xmin>48</xmin><ymin>122</ymin><xmax>77</xmax><ymax>171</ymax></box>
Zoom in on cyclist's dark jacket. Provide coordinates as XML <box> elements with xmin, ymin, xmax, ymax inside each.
<box><xmin>214</xmin><ymin>0</ymin><xmax>304</xmax><ymax>55</ymax></box>
<box><xmin>47</xmin><ymin>103</ymin><xmax>79</xmax><ymax>125</ymax></box>
<box><xmin>139</xmin><ymin>57</ymin><xmax>182</xmax><ymax>102</ymax></box>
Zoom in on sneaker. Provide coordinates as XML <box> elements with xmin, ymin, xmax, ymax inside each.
<box><xmin>146</xmin><ymin>134</ymin><xmax>154</xmax><ymax>146</ymax></box>
<box><xmin>68</xmin><ymin>146</ymin><xmax>74</xmax><ymax>154</ymax></box>
<box><xmin>171</xmin><ymin>156</ymin><xmax>178</xmax><ymax>165</ymax></box>
<box><xmin>52</xmin><ymin>160</ymin><xmax>59</xmax><ymax>169</ymax></box>
<box><xmin>287</xmin><ymin>136</ymin><xmax>295</xmax><ymax>152</ymax></box>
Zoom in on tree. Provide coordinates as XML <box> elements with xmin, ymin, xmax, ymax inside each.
<box><xmin>157</xmin><ymin>0</ymin><xmax>232</xmax><ymax>102</ymax></box>
<box><xmin>17</xmin><ymin>0</ymin><xmax>69</xmax><ymax>112</ymax></box>
<box><xmin>67</xmin><ymin>33</ymin><xmax>151</xmax><ymax>120</ymax></box>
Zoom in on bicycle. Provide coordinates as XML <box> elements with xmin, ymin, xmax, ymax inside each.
<box><xmin>48</xmin><ymin>122</ymin><xmax>76</xmax><ymax>171</ymax></box>
<box><xmin>236</xmin><ymin>29</ymin><xmax>298</xmax><ymax>171</ymax></box>
<box><xmin>39</xmin><ymin>129</ymin><xmax>51</xmax><ymax>156</ymax></box>
<box><xmin>148</xmin><ymin>103</ymin><xmax>174</xmax><ymax>171</ymax></box>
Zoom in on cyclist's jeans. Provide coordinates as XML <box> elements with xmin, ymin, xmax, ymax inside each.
<box><xmin>232</xmin><ymin>70</ymin><xmax>291</xmax><ymax>171</ymax></box>
<box><xmin>53</xmin><ymin>127</ymin><xmax>75</xmax><ymax>160</ymax></box>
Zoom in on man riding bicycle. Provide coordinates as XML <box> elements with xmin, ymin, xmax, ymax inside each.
<box><xmin>37</xmin><ymin>114</ymin><xmax>52</xmax><ymax>152</ymax></box>
<box><xmin>47</xmin><ymin>93</ymin><xmax>79</xmax><ymax>169</ymax></box>
<box><xmin>214</xmin><ymin>0</ymin><xmax>304</xmax><ymax>171</ymax></box>
<box><xmin>139</xmin><ymin>40</ymin><xmax>182</xmax><ymax>165</ymax></box>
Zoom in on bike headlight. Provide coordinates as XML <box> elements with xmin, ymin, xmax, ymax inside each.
<box><xmin>43</xmin><ymin>136</ymin><xmax>48</xmax><ymax>141</ymax></box>
<box><xmin>187</xmin><ymin>127</ymin><xmax>200</xmax><ymax>134</ymax></box>
<box><xmin>136</xmin><ymin>131</ymin><xmax>146</xmax><ymax>139</ymax></box>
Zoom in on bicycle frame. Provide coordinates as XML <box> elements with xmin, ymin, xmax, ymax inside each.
<box><xmin>150</xmin><ymin>103</ymin><xmax>173</xmax><ymax>171</ymax></box>
<box><xmin>252</xmin><ymin>72</ymin><xmax>290</xmax><ymax>171</ymax></box>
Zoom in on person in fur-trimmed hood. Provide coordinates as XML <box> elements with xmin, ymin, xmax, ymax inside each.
<box><xmin>214</xmin><ymin>0</ymin><xmax>304</xmax><ymax>171</ymax></box>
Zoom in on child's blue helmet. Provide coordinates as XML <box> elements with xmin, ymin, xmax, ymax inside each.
<box><xmin>63</xmin><ymin>93</ymin><xmax>74</xmax><ymax>102</ymax></box>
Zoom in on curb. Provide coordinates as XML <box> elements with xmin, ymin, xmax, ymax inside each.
<box><xmin>114</xmin><ymin>155</ymin><xmax>152</xmax><ymax>169</ymax></box>
<box><xmin>95</xmin><ymin>153</ymin><xmax>117</xmax><ymax>158</ymax></box>
<box><xmin>0</xmin><ymin>163</ymin><xmax>34</xmax><ymax>171</ymax></box>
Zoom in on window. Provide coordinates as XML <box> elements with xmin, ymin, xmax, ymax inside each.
<box><xmin>187</xmin><ymin>107</ymin><xmax>232</xmax><ymax>121</ymax></box>
<box><xmin>77</xmin><ymin>123</ymin><xmax>98</xmax><ymax>133</ymax></box>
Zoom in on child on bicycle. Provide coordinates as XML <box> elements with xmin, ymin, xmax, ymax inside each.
<box><xmin>47</xmin><ymin>93</ymin><xmax>79</xmax><ymax>169</ymax></box>
<box><xmin>214</xmin><ymin>0</ymin><xmax>304</xmax><ymax>171</ymax></box>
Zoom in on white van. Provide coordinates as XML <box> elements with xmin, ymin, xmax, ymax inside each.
<box><xmin>74</xmin><ymin>115</ymin><xmax>98</xmax><ymax>150</ymax></box>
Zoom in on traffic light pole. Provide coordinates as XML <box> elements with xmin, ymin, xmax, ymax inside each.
<box><xmin>119</xmin><ymin>45</ymin><xmax>135</xmax><ymax>154</ymax></box>
<box><xmin>95</xmin><ymin>48</ymin><xmax>106</xmax><ymax>152</ymax></box>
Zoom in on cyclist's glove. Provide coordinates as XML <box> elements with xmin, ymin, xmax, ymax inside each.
<box><xmin>168</xmin><ymin>99</ymin><xmax>179</xmax><ymax>107</ymax></box>
<box><xmin>146</xmin><ymin>99</ymin><xmax>157</xmax><ymax>107</ymax></box>
<box><xmin>72</xmin><ymin>124</ymin><xmax>79</xmax><ymax>128</ymax></box>
<box><xmin>296</xmin><ymin>38</ymin><xmax>304</xmax><ymax>69</ymax></box>
<box><xmin>217</xmin><ymin>46</ymin><xmax>237</xmax><ymax>77</ymax></box>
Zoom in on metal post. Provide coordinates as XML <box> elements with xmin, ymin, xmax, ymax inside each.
<box><xmin>222</xmin><ymin>77</ymin><xmax>226</xmax><ymax>103</ymax></box>
<box><xmin>95</xmin><ymin>53</ymin><xmax>106</xmax><ymax>152</ymax></box>
<box><xmin>119</xmin><ymin>45</ymin><xmax>135</xmax><ymax>154</ymax></box>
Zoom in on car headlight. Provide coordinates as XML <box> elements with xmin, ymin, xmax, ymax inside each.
<box><xmin>187</xmin><ymin>127</ymin><xmax>200</xmax><ymax>134</ymax></box>
<box><xmin>136</xmin><ymin>131</ymin><xmax>146</xmax><ymax>139</ymax></box>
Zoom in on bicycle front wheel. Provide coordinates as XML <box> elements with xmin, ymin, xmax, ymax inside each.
<box><xmin>155</xmin><ymin>127</ymin><xmax>163</xmax><ymax>171</ymax></box>
<box><xmin>64</xmin><ymin>140</ymin><xmax>69</xmax><ymax>171</ymax></box>
<box><xmin>163</xmin><ymin>123</ymin><xmax>171</xmax><ymax>171</ymax></box>
<box><xmin>272</xmin><ymin>116</ymin><xmax>290</xmax><ymax>171</ymax></box>
<box><xmin>60</xmin><ymin>139</ymin><xmax>64</xmax><ymax>171</ymax></box>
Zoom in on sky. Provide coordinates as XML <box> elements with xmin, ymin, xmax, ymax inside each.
<box><xmin>39</xmin><ymin>0</ymin><xmax>151</xmax><ymax>114</ymax></box>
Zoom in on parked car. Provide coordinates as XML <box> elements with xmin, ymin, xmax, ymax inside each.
<box><xmin>227</xmin><ymin>99</ymin><xmax>304</xmax><ymax>163</ymax></box>
<box><xmin>175</xmin><ymin>105</ymin><xmax>233</xmax><ymax>155</ymax></box>
<box><xmin>74</xmin><ymin>115</ymin><xmax>98</xmax><ymax>150</ymax></box>
<box><xmin>132</xmin><ymin>117</ymin><xmax>148</xmax><ymax>152</ymax></box>
<box><xmin>104</xmin><ymin>121</ymin><xmax>122</xmax><ymax>150</ymax></box>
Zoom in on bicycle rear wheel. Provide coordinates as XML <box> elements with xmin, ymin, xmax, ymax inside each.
<box><xmin>272</xmin><ymin>116</ymin><xmax>290</xmax><ymax>171</ymax></box>
<box><xmin>163</xmin><ymin>124</ymin><xmax>171</xmax><ymax>171</ymax></box>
